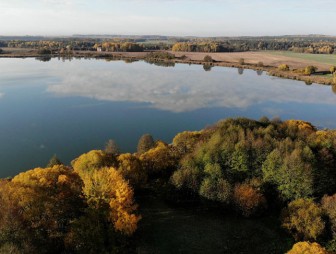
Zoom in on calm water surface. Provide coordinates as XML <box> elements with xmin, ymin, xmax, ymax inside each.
<box><xmin>1</xmin><ymin>58</ymin><xmax>336</xmax><ymax>177</ymax></box>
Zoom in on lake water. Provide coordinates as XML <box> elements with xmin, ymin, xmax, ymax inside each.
<box><xmin>1</xmin><ymin>58</ymin><xmax>336</xmax><ymax>177</ymax></box>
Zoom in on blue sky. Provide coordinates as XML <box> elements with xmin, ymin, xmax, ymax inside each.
<box><xmin>0</xmin><ymin>0</ymin><xmax>335</xmax><ymax>36</ymax></box>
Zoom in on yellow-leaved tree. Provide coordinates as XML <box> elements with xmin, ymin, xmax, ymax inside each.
<box><xmin>287</xmin><ymin>242</ymin><xmax>328</xmax><ymax>254</ymax></box>
<box><xmin>0</xmin><ymin>165</ymin><xmax>84</xmax><ymax>252</ymax></box>
<box><xmin>71</xmin><ymin>150</ymin><xmax>114</xmax><ymax>177</ymax></box>
<box><xmin>81</xmin><ymin>167</ymin><xmax>141</xmax><ymax>235</ymax></box>
<box><xmin>282</xmin><ymin>198</ymin><xmax>325</xmax><ymax>241</ymax></box>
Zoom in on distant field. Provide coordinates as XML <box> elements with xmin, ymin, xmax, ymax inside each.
<box><xmin>268</xmin><ymin>51</ymin><xmax>336</xmax><ymax>66</ymax></box>
<box><xmin>141</xmin><ymin>40</ymin><xmax>175</xmax><ymax>45</ymax></box>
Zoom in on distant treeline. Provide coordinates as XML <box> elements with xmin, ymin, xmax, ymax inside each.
<box><xmin>1</xmin><ymin>35</ymin><xmax>336</xmax><ymax>54</ymax></box>
<box><xmin>172</xmin><ymin>40</ymin><xmax>336</xmax><ymax>54</ymax></box>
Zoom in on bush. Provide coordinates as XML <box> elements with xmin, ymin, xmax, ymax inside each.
<box><xmin>38</xmin><ymin>48</ymin><xmax>52</xmax><ymax>55</ymax></box>
<box><xmin>203</xmin><ymin>55</ymin><xmax>213</xmax><ymax>62</ymax></box>
<box><xmin>278</xmin><ymin>64</ymin><xmax>290</xmax><ymax>71</ymax></box>
<box><xmin>304</xmin><ymin>66</ymin><xmax>318</xmax><ymax>75</ymax></box>
<box><xmin>145</xmin><ymin>52</ymin><xmax>175</xmax><ymax>60</ymax></box>
<box><xmin>257</xmin><ymin>61</ymin><xmax>264</xmax><ymax>67</ymax></box>
<box><xmin>238</xmin><ymin>58</ymin><xmax>245</xmax><ymax>65</ymax></box>
<box><xmin>330</xmin><ymin>66</ymin><xmax>336</xmax><ymax>74</ymax></box>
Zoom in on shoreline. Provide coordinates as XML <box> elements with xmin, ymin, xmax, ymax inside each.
<box><xmin>0</xmin><ymin>49</ymin><xmax>334</xmax><ymax>86</ymax></box>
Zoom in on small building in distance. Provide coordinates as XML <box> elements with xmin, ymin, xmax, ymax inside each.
<box><xmin>97</xmin><ymin>47</ymin><xmax>102</xmax><ymax>52</ymax></box>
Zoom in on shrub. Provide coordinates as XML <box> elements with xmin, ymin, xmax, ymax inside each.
<box><xmin>257</xmin><ymin>61</ymin><xmax>264</xmax><ymax>67</ymax></box>
<box><xmin>278</xmin><ymin>64</ymin><xmax>290</xmax><ymax>71</ymax></box>
<box><xmin>330</xmin><ymin>66</ymin><xmax>336</xmax><ymax>74</ymax></box>
<box><xmin>304</xmin><ymin>66</ymin><xmax>318</xmax><ymax>75</ymax></box>
<box><xmin>145</xmin><ymin>52</ymin><xmax>174</xmax><ymax>60</ymax></box>
<box><xmin>38</xmin><ymin>48</ymin><xmax>52</xmax><ymax>55</ymax></box>
<box><xmin>203</xmin><ymin>55</ymin><xmax>213</xmax><ymax>62</ymax></box>
<box><xmin>238</xmin><ymin>58</ymin><xmax>245</xmax><ymax>65</ymax></box>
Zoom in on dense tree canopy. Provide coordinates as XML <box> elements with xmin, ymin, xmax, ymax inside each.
<box><xmin>1</xmin><ymin>117</ymin><xmax>336</xmax><ymax>252</ymax></box>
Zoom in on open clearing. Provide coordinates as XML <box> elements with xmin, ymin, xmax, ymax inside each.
<box><xmin>171</xmin><ymin>51</ymin><xmax>335</xmax><ymax>70</ymax></box>
<box><xmin>267</xmin><ymin>51</ymin><xmax>336</xmax><ymax>66</ymax></box>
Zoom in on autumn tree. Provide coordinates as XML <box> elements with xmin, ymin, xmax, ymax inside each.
<box><xmin>137</xmin><ymin>134</ymin><xmax>155</xmax><ymax>154</ymax></box>
<box><xmin>46</xmin><ymin>154</ymin><xmax>63</xmax><ymax>167</ymax></box>
<box><xmin>282</xmin><ymin>198</ymin><xmax>325</xmax><ymax>241</ymax></box>
<box><xmin>0</xmin><ymin>166</ymin><xmax>84</xmax><ymax>252</ymax></box>
<box><xmin>287</xmin><ymin>242</ymin><xmax>328</xmax><ymax>254</ymax></box>
<box><xmin>80</xmin><ymin>167</ymin><xmax>141</xmax><ymax>235</ymax></box>
<box><xmin>117</xmin><ymin>153</ymin><xmax>147</xmax><ymax>187</ymax></box>
<box><xmin>233</xmin><ymin>182</ymin><xmax>266</xmax><ymax>217</ymax></box>
<box><xmin>105</xmin><ymin>139</ymin><xmax>120</xmax><ymax>155</ymax></box>
<box><xmin>72</xmin><ymin>150</ymin><xmax>113</xmax><ymax>177</ymax></box>
<box><xmin>321</xmin><ymin>194</ymin><xmax>336</xmax><ymax>237</ymax></box>
<box><xmin>140</xmin><ymin>141</ymin><xmax>178</xmax><ymax>177</ymax></box>
<box><xmin>172</xmin><ymin>131</ymin><xmax>203</xmax><ymax>155</ymax></box>
<box><xmin>330</xmin><ymin>66</ymin><xmax>336</xmax><ymax>74</ymax></box>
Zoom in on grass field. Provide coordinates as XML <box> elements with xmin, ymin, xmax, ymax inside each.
<box><xmin>135</xmin><ymin>192</ymin><xmax>294</xmax><ymax>254</ymax></box>
<box><xmin>267</xmin><ymin>51</ymin><xmax>336</xmax><ymax>66</ymax></box>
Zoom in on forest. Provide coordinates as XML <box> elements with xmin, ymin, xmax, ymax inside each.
<box><xmin>1</xmin><ymin>117</ymin><xmax>336</xmax><ymax>253</ymax></box>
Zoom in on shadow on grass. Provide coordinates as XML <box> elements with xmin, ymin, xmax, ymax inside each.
<box><xmin>134</xmin><ymin>192</ymin><xmax>294</xmax><ymax>254</ymax></box>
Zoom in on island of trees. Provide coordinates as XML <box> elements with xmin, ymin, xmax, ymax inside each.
<box><xmin>1</xmin><ymin>117</ymin><xmax>336</xmax><ymax>253</ymax></box>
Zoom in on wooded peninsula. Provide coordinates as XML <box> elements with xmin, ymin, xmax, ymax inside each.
<box><xmin>1</xmin><ymin>117</ymin><xmax>336</xmax><ymax>253</ymax></box>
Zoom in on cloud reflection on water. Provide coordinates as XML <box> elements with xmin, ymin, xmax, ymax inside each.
<box><xmin>45</xmin><ymin>60</ymin><xmax>336</xmax><ymax>113</ymax></box>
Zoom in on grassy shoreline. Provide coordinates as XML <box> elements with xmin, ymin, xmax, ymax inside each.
<box><xmin>1</xmin><ymin>48</ymin><xmax>335</xmax><ymax>86</ymax></box>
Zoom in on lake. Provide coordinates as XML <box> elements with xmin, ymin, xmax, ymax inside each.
<box><xmin>1</xmin><ymin>57</ymin><xmax>336</xmax><ymax>177</ymax></box>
